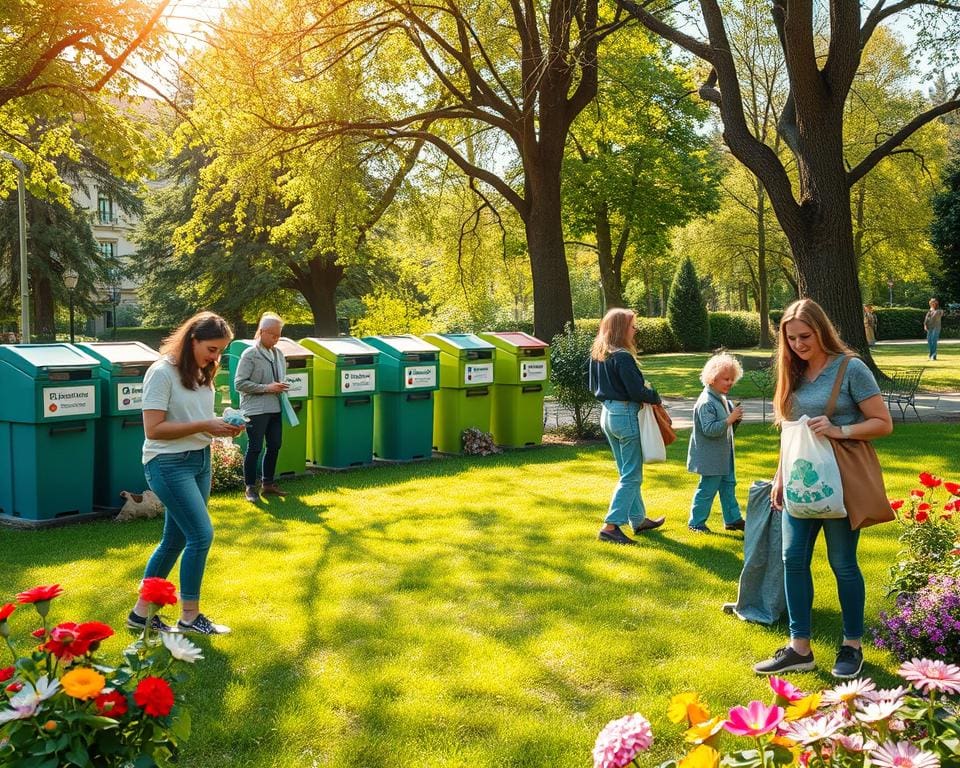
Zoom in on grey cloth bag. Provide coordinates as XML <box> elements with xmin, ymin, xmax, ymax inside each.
<box><xmin>724</xmin><ymin>480</ymin><xmax>785</xmax><ymax>625</ymax></box>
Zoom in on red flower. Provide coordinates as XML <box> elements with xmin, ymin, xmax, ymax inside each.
<box><xmin>916</xmin><ymin>509</ymin><xmax>929</xmax><ymax>523</ymax></box>
<box><xmin>95</xmin><ymin>690</ymin><xmax>129</xmax><ymax>718</ymax></box>
<box><xmin>889</xmin><ymin>499</ymin><xmax>905</xmax><ymax>511</ymax></box>
<box><xmin>16</xmin><ymin>584</ymin><xmax>63</xmax><ymax>604</ymax></box>
<box><xmin>139</xmin><ymin>578</ymin><xmax>178</xmax><ymax>607</ymax></box>
<box><xmin>918</xmin><ymin>472</ymin><xmax>942</xmax><ymax>488</ymax></box>
<box><xmin>134</xmin><ymin>676</ymin><xmax>175</xmax><ymax>717</ymax></box>
<box><xmin>0</xmin><ymin>603</ymin><xmax>15</xmax><ymax>622</ymax></box>
<box><xmin>42</xmin><ymin>621</ymin><xmax>114</xmax><ymax>660</ymax></box>
<box><xmin>917</xmin><ymin>503</ymin><xmax>931</xmax><ymax>512</ymax></box>
<box><xmin>944</xmin><ymin>481</ymin><xmax>960</xmax><ymax>496</ymax></box>
<box><xmin>5</xmin><ymin>682</ymin><xmax>23</xmax><ymax>693</ymax></box>
<box><xmin>31</xmin><ymin>628</ymin><xmax>46</xmax><ymax>638</ymax></box>
<box><xmin>952</xmin><ymin>549</ymin><xmax>960</xmax><ymax>557</ymax></box>
<box><xmin>910</xmin><ymin>489</ymin><xmax>925</xmax><ymax>498</ymax></box>
<box><xmin>0</xmin><ymin>667</ymin><xmax>14</xmax><ymax>683</ymax></box>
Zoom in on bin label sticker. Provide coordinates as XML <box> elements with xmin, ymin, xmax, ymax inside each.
<box><xmin>464</xmin><ymin>363</ymin><xmax>493</xmax><ymax>385</ymax></box>
<box><xmin>116</xmin><ymin>382</ymin><xmax>143</xmax><ymax>412</ymax></box>
<box><xmin>404</xmin><ymin>366</ymin><xmax>436</xmax><ymax>389</ymax></box>
<box><xmin>43</xmin><ymin>385</ymin><xmax>96</xmax><ymax>418</ymax></box>
<box><xmin>284</xmin><ymin>372</ymin><xmax>309</xmax><ymax>398</ymax></box>
<box><xmin>520</xmin><ymin>361</ymin><xmax>548</xmax><ymax>381</ymax></box>
<box><xmin>341</xmin><ymin>368</ymin><xmax>375</xmax><ymax>393</ymax></box>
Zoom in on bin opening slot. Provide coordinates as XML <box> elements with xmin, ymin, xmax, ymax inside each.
<box><xmin>465</xmin><ymin>350</ymin><xmax>493</xmax><ymax>361</ymax></box>
<box><xmin>49</xmin><ymin>423</ymin><xmax>87</xmax><ymax>436</ymax></box>
<box><xmin>466</xmin><ymin>387</ymin><xmax>488</xmax><ymax>397</ymax></box>
<box><xmin>118</xmin><ymin>365</ymin><xmax>147</xmax><ymax>377</ymax></box>
<box><xmin>121</xmin><ymin>417</ymin><xmax>143</xmax><ymax>429</ymax></box>
<box><xmin>287</xmin><ymin>358</ymin><xmax>308</xmax><ymax>369</ymax></box>
<box><xmin>344</xmin><ymin>395</ymin><xmax>371</xmax><ymax>407</ymax></box>
<box><xmin>521</xmin><ymin>348</ymin><xmax>546</xmax><ymax>358</ymax></box>
<box><xmin>344</xmin><ymin>355</ymin><xmax>375</xmax><ymax>365</ymax></box>
<box><xmin>522</xmin><ymin>385</ymin><xmax>543</xmax><ymax>394</ymax></box>
<box><xmin>48</xmin><ymin>369</ymin><xmax>94</xmax><ymax>382</ymax></box>
<box><xmin>403</xmin><ymin>353</ymin><xmax>438</xmax><ymax>362</ymax></box>
<box><xmin>292</xmin><ymin>401</ymin><xmax>304</xmax><ymax>412</ymax></box>
<box><xmin>406</xmin><ymin>391</ymin><xmax>431</xmax><ymax>402</ymax></box>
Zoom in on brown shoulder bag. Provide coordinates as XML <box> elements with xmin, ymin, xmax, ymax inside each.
<box><xmin>652</xmin><ymin>403</ymin><xmax>677</xmax><ymax>446</ymax></box>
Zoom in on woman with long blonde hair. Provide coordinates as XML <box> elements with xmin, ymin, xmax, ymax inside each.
<box><xmin>755</xmin><ymin>298</ymin><xmax>892</xmax><ymax>679</ymax></box>
<box><xmin>588</xmin><ymin>308</ymin><xmax>665</xmax><ymax>544</ymax></box>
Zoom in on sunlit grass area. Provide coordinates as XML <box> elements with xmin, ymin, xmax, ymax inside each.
<box><xmin>0</xmin><ymin>423</ymin><xmax>954</xmax><ymax>767</ymax></box>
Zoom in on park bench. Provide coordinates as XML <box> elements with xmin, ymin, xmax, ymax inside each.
<box><xmin>880</xmin><ymin>367</ymin><xmax>925</xmax><ymax>422</ymax></box>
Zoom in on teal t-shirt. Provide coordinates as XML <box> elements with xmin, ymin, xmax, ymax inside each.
<box><xmin>790</xmin><ymin>355</ymin><xmax>881</xmax><ymax>425</ymax></box>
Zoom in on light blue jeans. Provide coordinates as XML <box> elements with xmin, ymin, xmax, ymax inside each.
<box><xmin>600</xmin><ymin>401</ymin><xmax>648</xmax><ymax>528</ymax></box>
<box><xmin>927</xmin><ymin>328</ymin><xmax>940</xmax><ymax>359</ymax></box>
<box><xmin>143</xmin><ymin>448</ymin><xmax>213</xmax><ymax>601</ymax></box>
<box><xmin>782</xmin><ymin>512</ymin><xmax>864</xmax><ymax>641</ymax></box>
<box><xmin>688</xmin><ymin>458</ymin><xmax>741</xmax><ymax>527</ymax></box>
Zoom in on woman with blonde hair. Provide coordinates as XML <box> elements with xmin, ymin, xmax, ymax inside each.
<box><xmin>754</xmin><ymin>298</ymin><xmax>892</xmax><ymax>679</ymax></box>
<box><xmin>588</xmin><ymin>308</ymin><xmax>666</xmax><ymax>544</ymax></box>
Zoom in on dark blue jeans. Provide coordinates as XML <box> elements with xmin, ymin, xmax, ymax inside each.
<box><xmin>782</xmin><ymin>512</ymin><xmax>864</xmax><ymax>641</ymax></box>
<box><xmin>243</xmin><ymin>411</ymin><xmax>282</xmax><ymax>485</ymax></box>
<box><xmin>143</xmin><ymin>448</ymin><xmax>213</xmax><ymax>601</ymax></box>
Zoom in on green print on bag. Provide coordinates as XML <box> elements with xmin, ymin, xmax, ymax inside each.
<box><xmin>785</xmin><ymin>458</ymin><xmax>838</xmax><ymax>508</ymax></box>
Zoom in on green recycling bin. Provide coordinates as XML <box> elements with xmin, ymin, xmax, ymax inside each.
<box><xmin>76</xmin><ymin>341</ymin><xmax>160</xmax><ymax>508</ymax></box>
<box><xmin>300</xmin><ymin>337</ymin><xmax>379</xmax><ymax>468</ymax></box>
<box><xmin>478</xmin><ymin>331</ymin><xmax>550</xmax><ymax>448</ymax></box>
<box><xmin>227</xmin><ymin>337</ymin><xmax>313</xmax><ymax>477</ymax></box>
<box><xmin>422</xmin><ymin>333</ymin><xmax>495</xmax><ymax>454</ymax></box>
<box><xmin>213</xmin><ymin>359</ymin><xmax>231</xmax><ymax>417</ymax></box>
<box><xmin>363</xmin><ymin>335</ymin><xmax>440</xmax><ymax>461</ymax></box>
<box><xmin>0</xmin><ymin>344</ymin><xmax>100</xmax><ymax>523</ymax></box>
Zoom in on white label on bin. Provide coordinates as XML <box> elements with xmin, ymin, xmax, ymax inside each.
<box><xmin>43</xmin><ymin>385</ymin><xmax>96</xmax><ymax>418</ymax></box>
<box><xmin>404</xmin><ymin>366</ymin><xmax>436</xmax><ymax>389</ymax></box>
<box><xmin>464</xmin><ymin>362</ymin><xmax>493</xmax><ymax>385</ymax></box>
<box><xmin>116</xmin><ymin>382</ymin><xmax>143</xmax><ymax>412</ymax></box>
<box><xmin>284</xmin><ymin>372</ymin><xmax>309</xmax><ymax>398</ymax></box>
<box><xmin>520</xmin><ymin>361</ymin><xmax>547</xmax><ymax>382</ymax></box>
<box><xmin>341</xmin><ymin>368</ymin><xmax>375</xmax><ymax>393</ymax></box>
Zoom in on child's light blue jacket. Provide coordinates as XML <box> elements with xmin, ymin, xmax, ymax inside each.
<box><xmin>686</xmin><ymin>386</ymin><xmax>735</xmax><ymax>476</ymax></box>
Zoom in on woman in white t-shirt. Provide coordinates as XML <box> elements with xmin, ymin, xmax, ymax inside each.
<box><xmin>127</xmin><ymin>312</ymin><xmax>244</xmax><ymax>636</ymax></box>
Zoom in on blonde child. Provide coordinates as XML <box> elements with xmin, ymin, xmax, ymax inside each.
<box><xmin>686</xmin><ymin>353</ymin><xmax>746</xmax><ymax>533</ymax></box>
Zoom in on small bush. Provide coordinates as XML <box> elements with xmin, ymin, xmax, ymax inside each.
<box><xmin>667</xmin><ymin>258</ymin><xmax>710</xmax><ymax>351</ymax></box>
<box><xmin>875</xmin><ymin>574</ymin><xmax>960</xmax><ymax>663</ymax></box>
<box><xmin>709</xmin><ymin>312</ymin><xmax>760</xmax><ymax>348</ymax></box>
<box><xmin>211</xmin><ymin>439</ymin><xmax>244</xmax><ymax>492</ymax></box>
<box><xmin>874</xmin><ymin>307</ymin><xmax>927</xmax><ymax>340</ymax></box>
<box><xmin>575</xmin><ymin>317</ymin><xmax>677</xmax><ymax>354</ymax></box>
<box><xmin>462</xmin><ymin>428</ymin><xmax>501</xmax><ymax>456</ymax></box>
<box><xmin>549</xmin><ymin>324</ymin><xmax>600</xmax><ymax>439</ymax></box>
<box><xmin>98</xmin><ymin>326</ymin><xmax>173</xmax><ymax>349</ymax></box>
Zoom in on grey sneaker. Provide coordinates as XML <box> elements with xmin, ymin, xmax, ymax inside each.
<box><xmin>177</xmin><ymin>613</ymin><xmax>231</xmax><ymax>635</ymax></box>
<box><xmin>832</xmin><ymin>645</ymin><xmax>864</xmax><ymax>679</ymax></box>
<box><xmin>126</xmin><ymin>611</ymin><xmax>174</xmax><ymax>633</ymax></box>
<box><xmin>688</xmin><ymin>524</ymin><xmax>712</xmax><ymax>533</ymax></box>
<box><xmin>753</xmin><ymin>645</ymin><xmax>816</xmax><ymax>675</ymax></box>
<box><xmin>244</xmin><ymin>485</ymin><xmax>260</xmax><ymax>503</ymax></box>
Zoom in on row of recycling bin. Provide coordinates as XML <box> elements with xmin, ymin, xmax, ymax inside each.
<box><xmin>0</xmin><ymin>332</ymin><xmax>550</xmax><ymax>524</ymax></box>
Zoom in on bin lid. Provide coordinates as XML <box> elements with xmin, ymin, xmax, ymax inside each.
<box><xmin>227</xmin><ymin>339</ymin><xmax>255</xmax><ymax>356</ymax></box>
<box><xmin>0</xmin><ymin>343</ymin><xmax>99</xmax><ymax>376</ymax></box>
<box><xmin>75</xmin><ymin>341</ymin><xmax>160</xmax><ymax>370</ymax></box>
<box><xmin>300</xmin><ymin>336</ymin><xmax>380</xmax><ymax>362</ymax></box>
<box><xmin>421</xmin><ymin>333</ymin><xmax>495</xmax><ymax>356</ymax></box>
<box><xmin>480</xmin><ymin>331</ymin><xmax>548</xmax><ymax>350</ymax></box>
<box><xmin>276</xmin><ymin>338</ymin><xmax>314</xmax><ymax>359</ymax></box>
<box><xmin>362</xmin><ymin>335</ymin><xmax>440</xmax><ymax>357</ymax></box>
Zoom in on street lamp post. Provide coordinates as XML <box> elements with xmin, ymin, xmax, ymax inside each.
<box><xmin>887</xmin><ymin>278</ymin><xmax>894</xmax><ymax>307</ymax></box>
<box><xmin>1</xmin><ymin>151</ymin><xmax>30</xmax><ymax>342</ymax></box>
<box><xmin>63</xmin><ymin>269</ymin><xmax>79</xmax><ymax>343</ymax></box>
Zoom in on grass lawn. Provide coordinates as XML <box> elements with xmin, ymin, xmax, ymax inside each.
<box><xmin>0</xmin><ymin>423</ymin><xmax>955</xmax><ymax>767</ymax></box>
<box><xmin>638</xmin><ymin>342</ymin><xmax>960</xmax><ymax>398</ymax></box>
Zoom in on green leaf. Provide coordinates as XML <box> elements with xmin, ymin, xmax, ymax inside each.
<box><xmin>170</xmin><ymin>707</ymin><xmax>192</xmax><ymax>741</ymax></box>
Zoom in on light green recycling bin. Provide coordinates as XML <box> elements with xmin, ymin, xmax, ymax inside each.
<box><xmin>421</xmin><ymin>333</ymin><xmax>495</xmax><ymax>454</ymax></box>
<box><xmin>227</xmin><ymin>338</ymin><xmax>313</xmax><ymax>478</ymax></box>
<box><xmin>0</xmin><ymin>344</ymin><xmax>100</xmax><ymax>524</ymax></box>
<box><xmin>363</xmin><ymin>335</ymin><xmax>440</xmax><ymax>461</ymax></box>
<box><xmin>76</xmin><ymin>341</ymin><xmax>160</xmax><ymax>508</ymax></box>
<box><xmin>478</xmin><ymin>331</ymin><xmax>550</xmax><ymax>448</ymax></box>
<box><xmin>300</xmin><ymin>337</ymin><xmax>379</xmax><ymax>468</ymax></box>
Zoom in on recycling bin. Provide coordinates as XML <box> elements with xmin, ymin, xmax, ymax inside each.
<box><xmin>76</xmin><ymin>341</ymin><xmax>160</xmax><ymax>508</ymax></box>
<box><xmin>299</xmin><ymin>337</ymin><xmax>379</xmax><ymax>468</ymax></box>
<box><xmin>421</xmin><ymin>333</ymin><xmax>495</xmax><ymax>454</ymax></box>
<box><xmin>0</xmin><ymin>344</ymin><xmax>100</xmax><ymax>523</ymax></box>
<box><xmin>478</xmin><ymin>331</ymin><xmax>550</xmax><ymax>448</ymax></box>
<box><xmin>363</xmin><ymin>335</ymin><xmax>440</xmax><ymax>461</ymax></box>
<box><xmin>213</xmin><ymin>360</ymin><xmax>231</xmax><ymax>416</ymax></box>
<box><xmin>227</xmin><ymin>338</ymin><xmax>313</xmax><ymax>477</ymax></box>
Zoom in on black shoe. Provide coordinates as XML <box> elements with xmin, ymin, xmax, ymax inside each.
<box><xmin>244</xmin><ymin>485</ymin><xmax>260</xmax><ymax>503</ymax></box>
<box><xmin>753</xmin><ymin>645</ymin><xmax>816</xmax><ymax>675</ymax></box>
<box><xmin>177</xmin><ymin>613</ymin><xmax>231</xmax><ymax>635</ymax></box>
<box><xmin>598</xmin><ymin>527</ymin><xmax>637</xmax><ymax>545</ymax></box>
<box><xmin>725</xmin><ymin>519</ymin><xmax>746</xmax><ymax>531</ymax></box>
<box><xmin>832</xmin><ymin>645</ymin><xmax>864</xmax><ymax>679</ymax></box>
<box><xmin>688</xmin><ymin>524</ymin><xmax>712</xmax><ymax>533</ymax></box>
<box><xmin>126</xmin><ymin>611</ymin><xmax>174</xmax><ymax>633</ymax></box>
<box><xmin>632</xmin><ymin>516</ymin><xmax>665</xmax><ymax>533</ymax></box>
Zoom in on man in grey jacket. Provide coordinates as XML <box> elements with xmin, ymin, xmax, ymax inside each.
<box><xmin>234</xmin><ymin>313</ymin><xmax>289</xmax><ymax>502</ymax></box>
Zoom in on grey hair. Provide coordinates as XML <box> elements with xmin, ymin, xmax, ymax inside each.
<box><xmin>700</xmin><ymin>352</ymin><xmax>743</xmax><ymax>387</ymax></box>
<box><xmin>258</xmin><ymin>312</ymin><xmax>283</xmax><ymax>331</ymax></box>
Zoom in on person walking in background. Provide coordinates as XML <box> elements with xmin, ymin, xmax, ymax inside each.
<box><xmin>753</xmin><ymin>298</ymin><xmax>892</xmax><ymax>679</ymax></box>
<box><xmin>686</xmin><ymin>353</ymin><xmax>746</xmax><ymax>533</ymax></box>
<box><xmin>589</xmin><ymin>308</ymin><xmax>666</xmax><ymax>545</ymax></box>
<box><xmin>129</xmin><ymin>311</ymin><xmax>244</xmax><ymax>636</ymax></box>
<box><xmin>234</xmin><ymin>312</ymin><xmax>289</xmax><ymax>503</ymax></box>
<box><xmin>863</xmin><ymin>304</ymin><xmax>877</xmax><ymax>347</ymax></box>
<box><xmin>924</xmin><ymin>298</ymin><xmax>944</xmax><ymax>360</ymax></box>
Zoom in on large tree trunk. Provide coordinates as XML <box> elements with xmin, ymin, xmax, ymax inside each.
<box><xmin>756</xmin><ymin>183</ymin><xmax>772</xmax><ymax>348</ymax></box>
<box><xmin>287</xmin><ymin>254</ymin><xmax>344</xmax><ymax>336</ymax></box>
<box><xmin>32</xmin><ymin>276</ymin><xmax>56</xmax><ymax>341</ymax></box>
<box><xmin>595</xmin><ymin>201</ymin><xmax>624</xmax><ymax>310</ymax></box>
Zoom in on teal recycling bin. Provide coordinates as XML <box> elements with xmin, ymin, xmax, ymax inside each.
<box><xmin>76</xmin><ymin>342</ymin><xmax>160</xmax><ymax>508</ymax></box>
<box><xmin>300</xmin><ymin>337</ymin><xmax>379</xmax><ymax>468</ymax></box>
<box><xmin>363</xmin><ymin>335</ymin><xmax>440</xmax><ymax>461</ymax></box>
<box><xmin>0</xmin><ymin>344</ymin><xmax>100</xmax><ymax>523</ymax></box>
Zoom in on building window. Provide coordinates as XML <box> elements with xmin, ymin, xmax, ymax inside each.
<box><xmin>97</xmin><ymin>193</ymin><xmax>114</xmax><ymax>224</ymax></box>
<box><xmin>98</xmin><ymin>241</ymin><xmax>116</xmax><ymax>261</ymax></box>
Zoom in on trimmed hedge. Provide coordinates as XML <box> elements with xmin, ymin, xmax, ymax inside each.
<box><xmin>97</xmin><ymin>327</ymin><xmax>172</xmax><ymax>349</ymax></box>
<box><xmin>574</xmin><ymin>317</ymin><xmax>678</xmax><ymax>354</ymax></box>
<box><xmin>709</xmin><ymin>311</ymin><xmax>760</xmax><ymax>349</ymax></box>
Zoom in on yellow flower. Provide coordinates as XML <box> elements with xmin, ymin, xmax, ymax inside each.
<box><xmin>668</xmin><ymin>692</ymin><xmax>710</xmax><ymax>726</ymax></box>
<box><xmin>685</xmin><ymin>716</ymin><xmax>725</xmax><ymax>745</ymax></box>
<box><xmin>679</xmin><ymin>745</ymin><xmax>720</xmax><ymax>768</ymax></box>
<box><xmin>786</xmin><ymin>693</ymin><xmax>821</xmax><ymax>720</ymax></box>
<box><xmin>61</xmin><ymin>667</ymin><xmax>105</xmax><ymax>700</ymax></box>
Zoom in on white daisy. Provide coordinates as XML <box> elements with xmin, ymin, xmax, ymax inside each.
<box><xmin>162</xmin><ymin>633</ymin><xmax>204</xmax><ymax>663</ymax></box>
<box><xmin>821</xmin><ymin>677</ymin><xmax>876</xmax><ymax>706</ymax></box>
<box><xmin>833</xmin><ymin>732</ymin><xmax>877</xmax><ymax>753</ymax></box>
<box><xmin>870</xmin><ymin>741</ymin><xmax>940</xmax><ymax>768</ymax></box>
<box><xmin>854</xmin><ymin>699</ymin><xmax>903</xmax><ymax>723</ymax></box>
<box><xmin>779</xmin><ymin>713</ymin><xmax>846</xmax><ymax>744</ymax></box>
<box><xmin>864</xmin><ymin>686</ymin><xmax>909</xmax><ymax>703</ymax></box>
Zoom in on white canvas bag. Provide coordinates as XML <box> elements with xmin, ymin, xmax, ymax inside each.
<box><xmin>780</xmin><ymin>415</ymin><xmax>846</xmax><ymax>519</ymax></box>
<box><xmin>638</xmin><ymin>403</ymin><xmax>666</xmax><ymax>464</ymax></box>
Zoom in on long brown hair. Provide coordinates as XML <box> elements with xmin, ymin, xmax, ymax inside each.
<box><xmin>591</xmin><ymin>308</ymin><xmax>637</xmax><ymax>360</ymax></box>
<box><xmin>773</xmin><ymin>298</ymin><xmax>850</xmax><ymax>424</ymax></box>
<box><xmin>160</xmin><ymin>311</ymin><xmax>233</xmax><ymax>390</ymax></box>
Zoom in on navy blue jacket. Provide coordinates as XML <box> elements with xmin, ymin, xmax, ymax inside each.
<box><xmin>588</xmin><ymin>350</ymin><xmax>661</xmax><ymax>405</ymax></box>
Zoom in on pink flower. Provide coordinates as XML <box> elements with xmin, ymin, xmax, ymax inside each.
<box><xmin>898</xmin><ymin>659</ymin><xmax>960</xmax><ymax>695</ymax></box>
<box><xmin>870</xmin><ymin>741</ymin><xmax>941</xmax><ymax>768</ymax></box>
<box><xmin>769</xmin><ymin>676</ymin><xmax>805</xmax><ymax>703</ymax></box>
<box><xmin>724</xmin><ymin>701</ymin><xmax>784</xmax><ymax>737</ymax></box>
<box><xmin>593</xmin><ymin>713</ymin><xmax>654</xmax><ymax>768</ymax></box>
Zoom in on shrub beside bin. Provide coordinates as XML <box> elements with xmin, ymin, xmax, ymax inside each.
<box><xmin>478</xmin><ymin>331</ymin><xmax>550</xmax><ymax>448</ymax></box>
<box><xmin>363</xmin><ymin>335</ymin><xmax>440</xmax><ymax>461</ymax></box>
<box><xmin>0</xmin><ymin>344</ymin><xmax>100</xmax><ymax>524</ymax></box>
<box><xmin>422</xmin><ymin>333</ymin><xmax>495</xmax><ymax>454</ymax></box>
